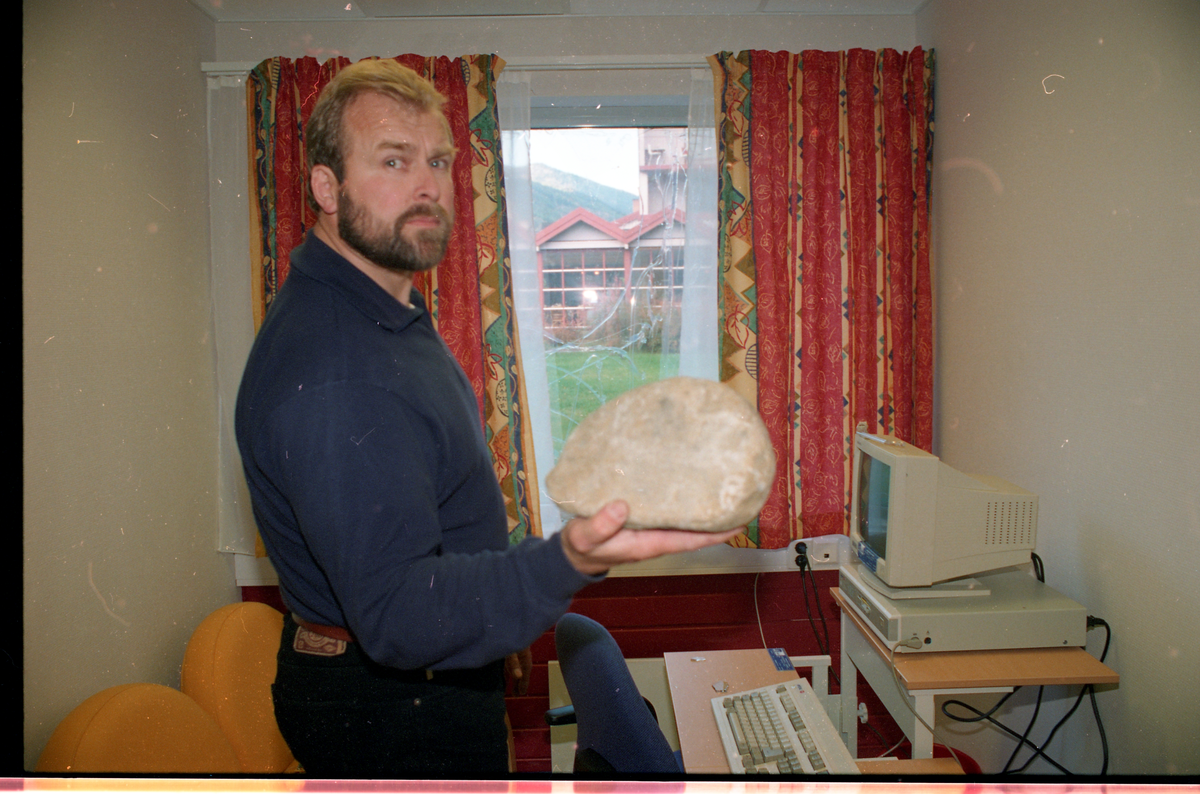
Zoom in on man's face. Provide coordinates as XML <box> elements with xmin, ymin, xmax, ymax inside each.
<box><xmin>335</xmin><ymin>92</ymin><xmax>456</xmax><ymax>274</ymax></box>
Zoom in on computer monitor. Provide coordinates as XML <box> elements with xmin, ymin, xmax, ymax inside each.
<box><xmin>849</xmin><ymin>422</ymin><xmax>1038</xmax><ymax>588</ymax></box>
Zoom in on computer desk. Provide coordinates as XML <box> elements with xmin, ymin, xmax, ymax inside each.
<box><xmin>664</xmin><ymin>648</ymin><xmax>964</xmax><ymax>775</ymax></box>
<box><xmin>832</xmin><ymin>587</ymin><xmax>1119</xmax><ymax>760</ymax></box>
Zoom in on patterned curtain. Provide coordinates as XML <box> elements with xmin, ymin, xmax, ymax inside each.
<box><xmin>246</xmin><ymin>54</ymin><xmax>542</xmax><ymax>543</ymax></box>
<box><xmin>710</xmin><ymin>49</ymin><xmax>935</xmax><ymax>549</ymax></box>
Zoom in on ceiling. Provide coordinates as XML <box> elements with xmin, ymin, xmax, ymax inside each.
<box><xmin>188</xmin><ymin>0</ymin><xmax>927</xmax><ymax>23</ymax></box>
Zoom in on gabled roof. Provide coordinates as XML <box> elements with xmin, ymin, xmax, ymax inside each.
<box><xmin>535</xmin><ymin>208</ymin><xmax>624</xmax><ymax>247</ymax></box>
<box><xmin>537</xmin><ymin>207</ymin><xmax>687</xmax><ymax>248</ymax></box>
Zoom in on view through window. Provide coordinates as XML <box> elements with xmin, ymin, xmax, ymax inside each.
<box><xmin>529</xmin><ymin>127</ymin><xmax>689</xmax><ymax>457</ymax></box>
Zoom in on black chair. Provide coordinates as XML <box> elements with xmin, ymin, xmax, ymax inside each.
<box><xmin>546</xmin><ymin>613</ymin><xmax>681</xmax><ymax>774</ymax></box>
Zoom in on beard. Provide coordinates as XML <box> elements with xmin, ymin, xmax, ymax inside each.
<box><xmin>337</xmin><ymin>189</ymin><xmax>453</xmax><ymax>274</ymax></box>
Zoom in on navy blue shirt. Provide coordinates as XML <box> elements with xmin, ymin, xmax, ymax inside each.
<box><xmin>236</xmin><ymin>234</ymin><xmax>596</xmax><ymax>670</ymax></box>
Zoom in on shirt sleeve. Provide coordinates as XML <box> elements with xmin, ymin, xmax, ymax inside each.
<box><xmin>260</xmin><ymin>380</ymin><xmax>598</xmax><ymax>670</ymax></box>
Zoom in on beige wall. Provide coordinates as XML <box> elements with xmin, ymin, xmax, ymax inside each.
<box><xmin>23</xmin><ymin>0</ymin><xmax>236</xmax><ymax>771</ymax></box>
<box><xmin>918</xmin><ymin>0</ymin><xmax>1200</xmax><ymax>775</ymax></box>
<box><xmin>21</xmin><ymin>0</ymin><xmax>1200</xmax><ymax>777</ymax></box>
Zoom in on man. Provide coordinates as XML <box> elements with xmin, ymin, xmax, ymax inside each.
<box><xmin>235</xmin><ymin>59</ymin><xmax>739</xmax><ymax>777</ymax></box>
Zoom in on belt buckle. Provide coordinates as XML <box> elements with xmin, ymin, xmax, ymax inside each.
<box><xmin>294</xmin><ymin>625</ymin><xmax>347</xmax><ymax>657</ymax></box>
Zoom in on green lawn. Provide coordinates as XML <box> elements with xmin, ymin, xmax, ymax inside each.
<box><xmin>546</xmin><ymin>347</ymin><xmax>679</xmax><ymax>455</ymax></box>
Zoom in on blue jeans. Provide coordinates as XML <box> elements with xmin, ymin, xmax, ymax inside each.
<box><xmin>273</xmin><ymin>614</ymin><xmax>509</xmax><ymax>777</ymax></box>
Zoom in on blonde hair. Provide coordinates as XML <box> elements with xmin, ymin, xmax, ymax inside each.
<box><xmin>305</xmin><ymin>59</ymin><xmax>450</xmax><ymax>207</ymax></box>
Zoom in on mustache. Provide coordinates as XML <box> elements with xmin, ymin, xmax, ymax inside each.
<box><xmin>397</xmin><ymin>203</ymin><xmax>451</xmax><ymax>227</ymax></box>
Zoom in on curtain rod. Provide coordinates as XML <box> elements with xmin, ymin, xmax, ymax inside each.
<box><xmin>201</xmin><ymin>55</ymin><xmax>707</xmax><ymax>76</ymax></box>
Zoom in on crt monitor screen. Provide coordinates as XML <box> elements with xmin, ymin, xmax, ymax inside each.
<box><xmin>856</xmin><ymin>453</ymin><xmax>890</xmax><ymax>563</ymax></box>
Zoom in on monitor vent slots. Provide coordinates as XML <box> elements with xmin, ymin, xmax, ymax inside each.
<box><xmin>984</xmin><ymin>499</ymin><xmax>1036</xmax><ymax>546</ymax></box>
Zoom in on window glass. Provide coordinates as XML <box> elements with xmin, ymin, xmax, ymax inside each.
<box><xmin>530</xmin><ymin>127</ymin><xmax>689</xmax><ymax>457</ymax></box>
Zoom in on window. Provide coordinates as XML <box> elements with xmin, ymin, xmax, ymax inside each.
<box><xmin>529</xmin><ymin>125</ymin><xmax>692</xmax><ymax>457</ymax></box>
<box><xmin>540</xmin><ymin>249</ymin><xmax>627</xmax><ymax>322</ymax></box>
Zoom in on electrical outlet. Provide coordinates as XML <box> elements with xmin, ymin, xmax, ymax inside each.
<box><xmin>793</xmin><ymin>535</ymin><xmax>848</xmax><ymax>570</ymax></box>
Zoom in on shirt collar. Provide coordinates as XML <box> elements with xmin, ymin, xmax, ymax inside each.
<box><xmin>288</xmin><ymin>233</ymin><xmax>426</xmax><ymax>332</ymax></box>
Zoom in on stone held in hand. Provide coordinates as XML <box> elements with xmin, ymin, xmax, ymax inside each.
<box><xmin>545</xmin><ymin>377</ymin><xmax>776</xmax><ymax>532</ymax></box>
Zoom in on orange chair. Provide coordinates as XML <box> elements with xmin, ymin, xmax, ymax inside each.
<box><xmin>181</xmin><ymin>601</ymin><xmax>298</xmax><ymax>774</ymax></box>
<box><xmin>36</xmin><ymin>683</ymin><xmax>240</xmax><ymax>773</ymax></box>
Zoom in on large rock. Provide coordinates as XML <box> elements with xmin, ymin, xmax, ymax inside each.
<box><xmin>545</xmin><ymin>377</ymin><xmax>776</xmax><ymax>532</ymax></box>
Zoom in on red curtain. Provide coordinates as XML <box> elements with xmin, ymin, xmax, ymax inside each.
<box><xmin>246</xmin><ymin>55</ymin><xmax>544</xmax><ymax>546</ymax></box>
<box><xmin>711</xmin><ymin>49</ymin><xmax>935</xmax><ymax>548</ymax></box>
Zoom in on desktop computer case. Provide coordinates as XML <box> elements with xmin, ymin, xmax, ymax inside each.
<box><xmin>838</xmin><ymin>564</ymin><xmax>1087</xmax><ymax>653</ymax></box>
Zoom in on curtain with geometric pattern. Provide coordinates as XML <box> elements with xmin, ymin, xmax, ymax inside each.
<box><xmin>246</xmin><ymin>54</ymin><xmax>543</xmax><ymax>545</ymax></box>
<box><xmin>710</xmin><ymin>48</ymin><xmax>935</xmax><ymax>549</ymax></box>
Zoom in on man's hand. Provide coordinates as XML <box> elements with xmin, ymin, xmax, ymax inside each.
<box><xmin>559</xmin><ymin>500</ymin><xmax>744</xmax><ymax>576</ymax></box>
<box><xmin>505</xmin><ymin>647</ymin><xmax>533</xmax><ymax>696</ymax></box>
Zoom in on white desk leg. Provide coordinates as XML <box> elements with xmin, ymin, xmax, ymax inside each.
<box><xmin>906</xmin><ymin>686</ymin><xmax>1010</xmax><ymax>760</ymax></box>
<box><xmin>841</xmin><ymin>612</ymin><xmax>936</xmax><ymax>759</ymax></box>
<box><xmin>910</xmin><ymin>694</ymin><xmax>936</xmax><ymax>759</ymax></box>
<box><xmin>839</xmin><ymin>613</ymin><xmax>859</xmax><ymax>757</ymax></box>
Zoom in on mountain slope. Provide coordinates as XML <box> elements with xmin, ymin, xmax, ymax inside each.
<box><xmin>530</xmin><ymin>163</ymin><xmax>637</xmax><ymax>230</ymax></box>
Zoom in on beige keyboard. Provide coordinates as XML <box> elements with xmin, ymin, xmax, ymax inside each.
<box><xmin>712</xmin><ymin>678</ymin><xmax>859</xmax><ymax>775</ymax></box>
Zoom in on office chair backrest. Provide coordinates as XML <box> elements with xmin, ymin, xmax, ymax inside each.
<box><xmin>36</xmin><ymin>683</ymin><xmax>241</xmax><ymax>773</ymax></box>
<box><xmin>554</xmin><ymin>612</ymin><xmax>680</xmax><ymax>774</ymax></box>
<box><xmin>181</xmin><ymin>601</ymin><xmax>297</xmax><ymax>773</ymax></box>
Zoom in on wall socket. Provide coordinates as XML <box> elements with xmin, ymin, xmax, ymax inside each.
<box><xmin>792</xmin><ymin>535</ymin><xmax>848</xmax><ymax>571</ymax></box>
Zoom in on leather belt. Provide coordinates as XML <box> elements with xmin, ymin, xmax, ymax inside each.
<box><xmin>292</xmin><ymin>613</ymin><xmax>354</xmax><ymax>643</ymax></box>
<box><xmin>287</xmin><ymin>614</ymin><xmax>499</xmax><ymax>685</ymax></box>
